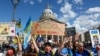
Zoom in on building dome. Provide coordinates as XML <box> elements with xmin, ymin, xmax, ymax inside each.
<box><xmin>39</xmin><ymin>4</ymin><xmax>56</xmax><ymax>20</ymax></box>
<box><xmin>43</xmin><ymin>9</ymin><xmax>53</xmax><ymax>15</ymax></box>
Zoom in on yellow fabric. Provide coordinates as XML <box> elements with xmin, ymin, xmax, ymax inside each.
<box><xmin>13</xmin><ymin>38</ymin><xmax>18</xmax><ymax>44</ymax></box>
<box><xmin>13</xmin><ymin>37</ymin><xmax>22</xmax><ymax>44</ymax></box>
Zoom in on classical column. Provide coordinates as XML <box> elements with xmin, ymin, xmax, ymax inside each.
<box><xmin>46</xmin><ymin>34</ymin><xmax>48</xmax><ymax>42</ymax></box>
<box><xmin>39</xmin><ymin>34</ymin><xmax>42</xmax><ymax>37</ymax></box>
<box><xmin>58</xmin><ymin>35</ymin><xmax>59</xmax><ymax>43</ymax></box>
<box><xmin>52</xmin><ymin>35</ymin><xmax>54</xmax><ymax>41</ymax></box>
<box><xmin>80</xmin><ymin>33</ymin><xmax>84</xmax><ymax>42</ymax></box>
<box><xmin>61</xmin><ymin>35</ymin><xmax>63</xmax><ymax>42</ymax></box>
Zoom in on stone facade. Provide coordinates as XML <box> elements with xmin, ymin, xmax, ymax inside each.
<box><xmin>31</xmin><ymin>4</ymin><xmax>66</xmax><ymax>42</ymax></box>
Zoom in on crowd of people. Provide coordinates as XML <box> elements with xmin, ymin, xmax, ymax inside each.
<box><xmin>0</xmin><ymin>35</ymin><xmax>100</xmax><ymax>56</ymax></box>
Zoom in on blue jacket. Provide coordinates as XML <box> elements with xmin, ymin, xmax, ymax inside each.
<box><xmin>75</xmin><ymin>49</ymin><xmax>90</xmax><ymax>56</ymax></box>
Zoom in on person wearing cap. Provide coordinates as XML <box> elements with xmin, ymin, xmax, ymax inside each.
<box><xmin>31</xmin><ymin>37</ymin><xmax>58</xmax><ymax>56</ymax></box>
<box><xmin>75</xmin><ymin>42</ymin><xmax>91</xmax><ymax>56</ymax></box>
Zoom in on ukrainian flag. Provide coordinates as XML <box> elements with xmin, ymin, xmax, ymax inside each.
<box><xmin>23</xmin><ymin>17</ymin><xmax>32</xmax><ymax>49</ymax></box>
<box><xmin>24</xmin><ymin>17</ymin><xmax>32</xmax><ymax>33</ymax></box>
<box><xmin>23</xmin><ymin>31</ymin><xmax>31</xmax><ymax>49</ymax></box>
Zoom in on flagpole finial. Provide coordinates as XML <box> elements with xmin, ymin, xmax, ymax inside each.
<box><xmin>46</xmin><ymin>3</ymin><xmax>50</xmax><ymax>9</ymax></box>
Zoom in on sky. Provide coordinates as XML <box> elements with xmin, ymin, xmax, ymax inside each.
<box><xmin>0</xmin><ymin>0</ymin><xmax>100</xmax><ymax>33</ymax></box>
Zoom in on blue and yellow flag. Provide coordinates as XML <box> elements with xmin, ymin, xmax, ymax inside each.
<box><xmin>23</xmin><ymin>30</ymin><xmax>31</xmax><ymax>49</ymax></box>
<box><xmin>24</xmin><ymin>17</ymin><xmax>32</xmax><ymax>33</ymax></box>
<box><xmin>23</xmin><ymin>17</ymin><xmax>32</xmax><ymax>49</ymax></box>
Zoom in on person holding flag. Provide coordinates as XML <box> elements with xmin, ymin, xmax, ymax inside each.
<box><xmin>22</xmin><ymin>17</ymin><xmax>37</xmax><ymax>56</ymax></box>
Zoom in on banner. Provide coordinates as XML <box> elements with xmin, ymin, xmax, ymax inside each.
<box><xmin>0</xmin><ymin>22</ymin><xmax>16</xmax><ymax>36</ymax></box>
<box><xmin>65</xmin><ymin>27</ymin><xmax>76</xmax><ymax>37</ymax></box>
<box><xmin>31</xmin><ymin>21</ymin><xmax>65</xmax><ymax>35</ymax></box>
<box><xmin>89</xmin><ymin>30</ymin><xmax>100</xmax><ymax>48</ymax></box>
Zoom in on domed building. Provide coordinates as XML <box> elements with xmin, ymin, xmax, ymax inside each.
<box><xmin>40</xmin><ymin>4</ymin><xmax>56</xmax><ymax>20</ymax></box>
<box><xmin>31</xmin><ymin>4</ymin><xmax>66</xmax><ymax>42</ymax></box>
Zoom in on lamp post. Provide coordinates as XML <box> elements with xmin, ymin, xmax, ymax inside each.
<box><xmin>11</xmin><ymin>0</ymin><xmax>20</xmax><ymax>22</ymax></box>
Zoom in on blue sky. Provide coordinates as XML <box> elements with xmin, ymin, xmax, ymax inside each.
<box><xmin>0</xmin><ymin>0</ymin><xmax>100</xmax><ymax>33</ymax></box>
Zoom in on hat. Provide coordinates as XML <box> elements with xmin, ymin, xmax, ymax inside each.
<box><xmin>44</xmin><ymin>42</ymin><xmax>52</xmax><ymax>47</ymax></box>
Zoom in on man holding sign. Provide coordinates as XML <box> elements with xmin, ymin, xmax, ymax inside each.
<box><xmin>90</xmin><ymin>30</ymin><xmax>100</xmax><ymax>56</ymax></box>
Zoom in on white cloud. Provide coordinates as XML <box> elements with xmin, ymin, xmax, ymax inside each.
<box><xmin>57</xmin><ymin>1</ymin><xmax>100</xmax><ymax>33</ymax></box>
<box><xmin>60</xmin><ymin>2</ymin><xmax>72</xmax><ymax>14</ymax></box>
<box><xmin>59</xmin><ymin>6</ymin><xmax>100</xmax><ymax>33</ymax></box>
<box><xmin>59</xmin><ymin>2</ymin><xmax>77</xmax><ymax>23</ymax></box>
<box><xmin>86</xmin><ymin>7</ymin><xmax>100</xmax><ymax>13</ymax></box>
<box><xmin>89</xmin><ymin>13</ymin><xmax>100</xmax><ymax>20</ymax></box>
<box><xmin>73</xmin><ymin>13</ymin><xmax>100</xmax><ymax>33</ymax></box>
<box><xmin>59</xmin><ymin>14</ymin><xmax>69</xmax><ymax>23</ymax></box>
<box><xmin>73</xmin><ymin>0</ymin><xmax>83</xmax><ymax>5</ymax></box>
<box><xmin>60</xmin><ymin>2</ymin><xmax>77</xmax><ymax>18</ymax></box>
<box><xmin>54</xmin><ymin>13</ymin><xmax>58</xmax><ymax>19</ymax></box>
<box><xmin>57</xmin><ymin>0</ymin><xmax>63</xmax><ymax>4</ymax></box>
<box><xmin>73</xmin><ymin>23</ymin><xmax>88</xmax><ymax>33</ymax></box>
<box><xmin>66</xmin><ymin>22</ymin><xmax>72</xmax><ymax>28</ymax></box>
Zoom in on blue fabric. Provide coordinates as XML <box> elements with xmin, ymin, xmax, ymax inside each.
<box><xmin>23</xmin><ymin>17</ymin><xmax>31</xmax><ymax>49</ymax></box>
<box><xmin>23</xmin><ymin>30</ymin><xmax>31</xmax><ymax>49</ymax></box>
<box><xmin>75</xmin><ymin>50</ymin><xmax>90</xmax><ymax>56</ymax></box>
<box><xmin>92</xmin><ymin>48</ymin><xmax>97</xmax><ymax>56</ymax></box>
<box><xmin>9</xmin><ymin>43</ymin><xmax>17</xmax><ymax>49</ymax></box>
<box><xmin>36</xmin><ymin>37</ymin><xmax>44</xmax><ymax>43</ymax></box>
<box><xmin>68</xmin><ymin>48</ymin><xmax>73</xmax><ymax>56</ymax></box>
<box><xmin>60</xmin><ymin>48</ymin><xmax>68</xmax><ymax>55</ymax></box>
<box><xmin>25</xmin><ymin>44</ymin><xmax>30</xmax><ymax>51</ymax></box>
<box><xmin>24</xmin><ymin>17</ymin><xmax>31</xmax><ymax>31</ymax></box>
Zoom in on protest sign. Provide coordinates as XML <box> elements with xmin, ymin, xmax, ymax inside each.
<box><xmin>90</xmin><ymin>30</ymin><xmax>100</xmax><ymax>48</ymax></box>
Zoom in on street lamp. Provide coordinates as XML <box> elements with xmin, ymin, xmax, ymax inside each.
<box><xmin>11</xmin><ymin>0</ymin><xmax>20</xmax><ymax>22</ymax></box>
<box><xmin>11</xmin><ymin>0</ymin><xmax>21</xmax><ymax>28</ymax></box>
